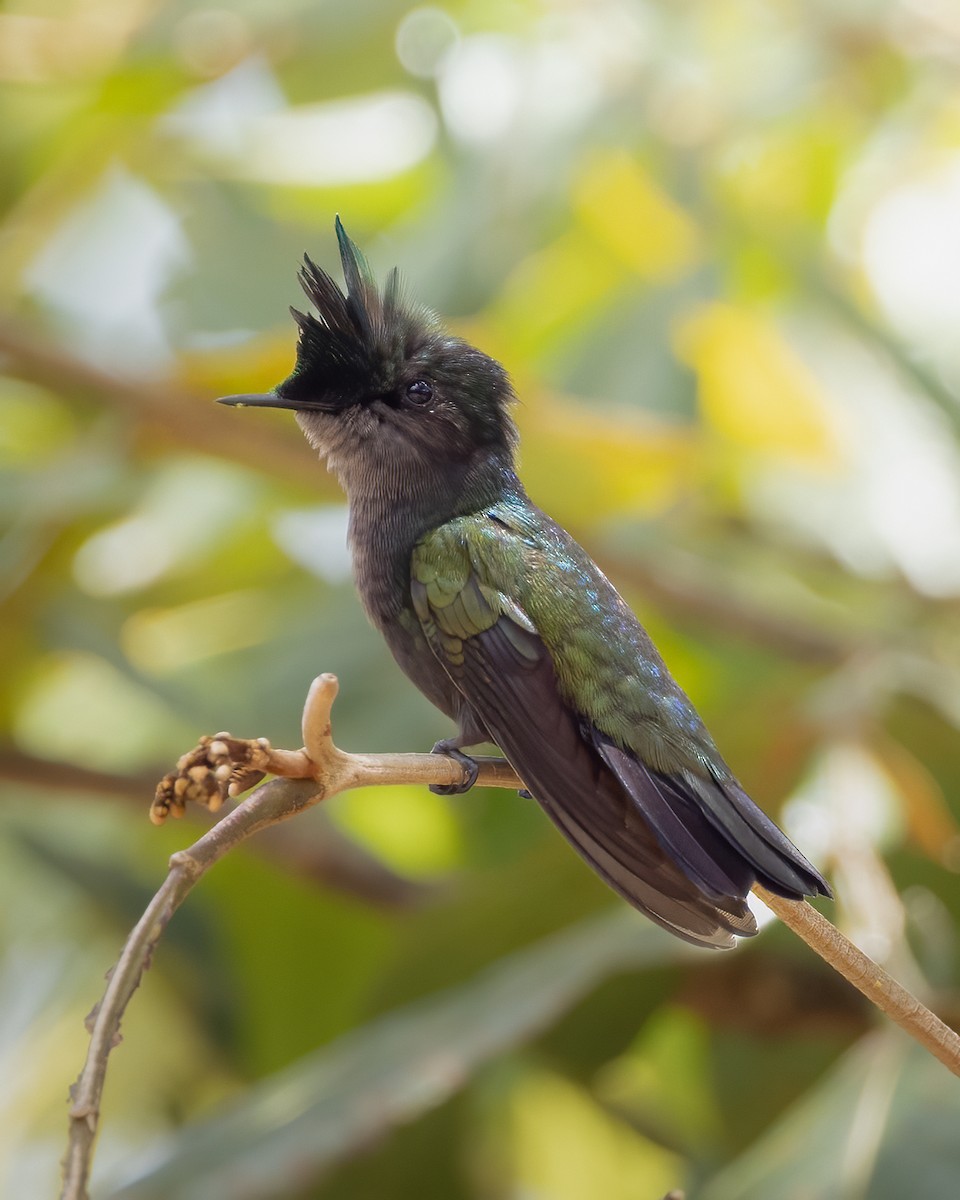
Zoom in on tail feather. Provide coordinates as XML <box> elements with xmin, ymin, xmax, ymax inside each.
<box><xmin>543</xmin><ymin>795</ymin><xmax>756</xmax><ymax>948</ymax></box>
<box><xmin>415</xmin><ymin>591</ymin><xmax>829</xmax><ymax>949</ymax></box>
<box><xmin>456</xmin><ymin>621</ymin><xmax>769</xmax><ymax>948</ymax></box>
<box><xmin>594</xmin><ymin>733</ymin><xmax>831</xmax><ymax>904</ymax></box>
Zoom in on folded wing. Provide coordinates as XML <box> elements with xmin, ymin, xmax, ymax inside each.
<box><xmin>411</xmin><ymin>564</ymin><xmax>766</xmax><ymax>948</ymax></box>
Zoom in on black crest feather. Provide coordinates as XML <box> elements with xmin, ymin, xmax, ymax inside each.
<box><xmin>278</xmin><ymin>217</ymin><xmax>438</xmax><ymax>405</ymax></box>
<box><xmin>272</xmin><ymin>218</ymin><xmax>517</xmax><ymax>458</ymax></box>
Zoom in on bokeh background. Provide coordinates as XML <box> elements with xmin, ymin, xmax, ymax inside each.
<box><xmin>3</xmin><ymin>1</ymin><xmax>960</xmax><ymax>1197</ymax></box>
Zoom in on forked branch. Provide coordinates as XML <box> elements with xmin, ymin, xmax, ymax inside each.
<box><xmin>61</xmin><ymin>675</ymin><xmax>960</xmax><ymax>1200</ymax></box>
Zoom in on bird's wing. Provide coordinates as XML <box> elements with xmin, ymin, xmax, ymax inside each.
<box><xmin>590</xmin><ymin>738</ymin><xmax>827</xmax><ymax>901</ymax></box>
<box><xmin>410</xmin><ymin>528</ymin><xmax>758</xmax><ymax>949</ymax></box>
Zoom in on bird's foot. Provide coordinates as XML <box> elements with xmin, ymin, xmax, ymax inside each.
<box><xmin>429</xmin><ymin>740</ymin><xmax>479</xmax><ymax>795</ymax></box>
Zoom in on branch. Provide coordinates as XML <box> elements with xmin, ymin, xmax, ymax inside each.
<box><xmin>0</xmin><ymin>316</ymin><xmax>323</xmax><ymax>488</ymax></box>
<box><xmin>3</xmin><ymin>748</ymin><xmax>428</xmax><ymax>907</ymax></box>
<box><xmin>60</xmin><ymin>675</ymin><xmax>960</xmax><ymax>1200</ymax></box>
<box><xmin>752</xmin><ymin>885</ymin><xmax>960</xmax><ymax>1076</ymax></box>
<box><xmin>60</xmin><ymin>675</ymin><xmax>515</xmax><ymax>1200</ymax></box>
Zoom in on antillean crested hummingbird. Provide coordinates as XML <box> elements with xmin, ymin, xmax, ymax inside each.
<box><xmin>219</xmin><ymin>219</ymin><xmax>830</xmax><ymax>948</ymax></box>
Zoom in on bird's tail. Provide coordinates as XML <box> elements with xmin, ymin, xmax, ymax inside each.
<box><xmin>594</xmin><ymin>735</ymin><xmax>831</xmax><ymax>907</ymax></box>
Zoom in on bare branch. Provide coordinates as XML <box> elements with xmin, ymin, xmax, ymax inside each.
<box><xmin>753</xmin><ymin>884</ymin><xmax>960</xmax><ymax>1078</ymax></box>
<box><xmin>60</xmin><ymin>674</ymin><xmax>960</xmax><ymax>1200</ymax></box>
<box><xmin>61</xmin><ymin>777</ymin><xmax>322</xmax><ymax>1200</ymax></box>
<box><xmin>0</xmin><ymin>316</ymin><xmax>324</xmax><ymax>488</ymax></box>
<box><xmin>61</xmin><ymin>676</ymin><xmax>516</xmax><ymax>1200</ymax></box>
<box><xmin>3</xmin><ymin>749</ymin><xmax>429</xmax><ymax>908</ymax></box>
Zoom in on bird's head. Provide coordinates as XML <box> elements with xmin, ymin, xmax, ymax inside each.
<box><xmin>219</xmin><ymin>219</ymin><xmax>518</xmax><ymax>496</ymax></box>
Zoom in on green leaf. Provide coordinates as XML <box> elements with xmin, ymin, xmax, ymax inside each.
<box><xmin>105</xmin><ymin>910</ymin><xmax>693</xmax><ymax>1200</ymax></box>
<box><xmin>701</xmin><ymin>1033</ymin><xmax>960</xmax><ymax>1200</ymax></box>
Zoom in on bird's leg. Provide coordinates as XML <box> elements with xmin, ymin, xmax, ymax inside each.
<box><xmin>429</xmin><ymin>736</ymin><xmax>480</xmax><ymax>795</ymax></box>
<box><xmin>429</xmin><ymin>709</ymin><xmax>532</xmax><ymax>798</ymax></box>
<box><xmin>429</xmin><ymin>706</ymin><xmax>489</xmax><ymax>795</ymax></box>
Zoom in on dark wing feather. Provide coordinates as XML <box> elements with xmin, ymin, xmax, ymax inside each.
<box><xmin>687</xmin><ymin>773</ymin><xmax>828</xmax><ymax>898</ymax></box>
<box><xmin>592</xmin><ymin>740</ymin><xmax>828</xmax><ymax>901</ymax></box>
<box><xmin>411</xmin><ymin>573</ymin><xmax>757</xmax><ymax>948</ymax></box>
<box><xmin>592</xmin><ymin>738</ymin><xmax>754</xmax><ymax>899</ymax></box>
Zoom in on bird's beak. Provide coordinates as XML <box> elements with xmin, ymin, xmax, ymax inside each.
<box><xmin>217</xmin><ymin>392</ymin><xmax>344</xmax><ymax>413</ymax></box>
<box><xmin>217</xmin><ymin>392</ymin><xmax>300</xmax><ymax>410</ymax></box>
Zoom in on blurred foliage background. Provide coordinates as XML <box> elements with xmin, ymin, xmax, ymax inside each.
<box><xmin>2</xmin><ymin>0</ymin><xmax>960</xmax><ymax>1196</ymax></box>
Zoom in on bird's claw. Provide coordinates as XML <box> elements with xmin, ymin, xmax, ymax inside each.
<box><xmin>429</xmin><ymin>741</ymin><xmax>479</xmax><ymax>795</ymax></box>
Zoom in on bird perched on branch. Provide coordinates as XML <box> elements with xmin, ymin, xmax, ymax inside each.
<box><xmin>220</xmin><ymin>218</ymin><xmax>830</xmax><ymax>948</ymax></box>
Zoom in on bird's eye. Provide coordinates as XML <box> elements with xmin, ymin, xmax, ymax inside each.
<box><xmin>406</xmin><ymin>380</ymin><xmax>433</xmax><ymax>405</ymax></box>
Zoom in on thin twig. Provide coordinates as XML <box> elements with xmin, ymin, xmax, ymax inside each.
<box><xmin>753</xmin><ymin>885</ymin><xmax>960</xmax><ymax>1077</ymax></box>
<box><xmin>60</xmin><ymin>676</ymin><xmax>513</xmax><ymax>1200</ymax></box>
<box><xmin>61</xmin><ymin>778</ymin><xmax>318</xmax><ymax>1200</ymax></box>
<box><xmin>4</xmin><ymin>749</ymin><xmax>428</xmax><ymax>907</ymax></box>
<box><xmin>60</xmin><ymin>674</ymin><xmax>960</xmax><ymax>1200</ymax></box>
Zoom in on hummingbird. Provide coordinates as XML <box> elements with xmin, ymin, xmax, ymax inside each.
<box><xmin>219</xmin><ymin>218</ymin><xmax>830</xmax><ymax>948</ymax></box>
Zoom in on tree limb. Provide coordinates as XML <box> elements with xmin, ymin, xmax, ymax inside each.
<box><xmin>752</xmin><ymin>884</ymin><xmax>960</xmax><ymax>1076</ymax></box>
<box><xmin>60</xmin><ymin>676</ymin><xmax>514</xmax><ymax>1200</ymax></box>
<box><xmin>0</xmin><ymin>316</ymin><xmax>323</xmax><ymax>488</ymax></box>
<box><xmin>60</xmin><ymin>674</ymin><xmax>960</xmax><ymax>1200</ymax></box>
<box><xmin>2</xmin><ymin>748</ymin><xmax>429</xmax><ymax>907</ymax></box>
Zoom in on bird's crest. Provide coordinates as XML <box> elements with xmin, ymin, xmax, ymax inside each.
<box><xmin>281</xmin><ymin>217</ymin><xmax>435</xmax><ymax>402</ymax></box>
